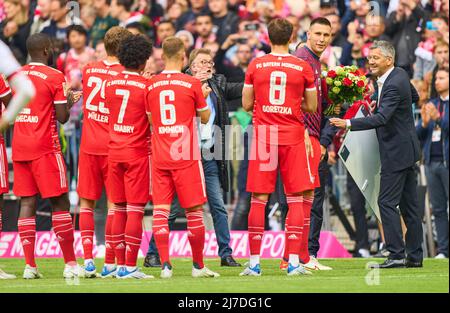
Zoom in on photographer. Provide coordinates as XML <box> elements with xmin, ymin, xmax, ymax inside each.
<box><xmin>385</xmin><ymin>0</ymin><xmax>430</xmax><ymax>77</ymax></box>
<box><xmin>218</xmin><ymin>20</ymin><xmax>270</xmax><ymax>69</ymax></box>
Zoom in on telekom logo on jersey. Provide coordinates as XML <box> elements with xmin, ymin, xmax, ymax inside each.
<box><xmin>167</xmin><ymin>121</ymin><xmax>279</xmax><ymax>171</ymax></box>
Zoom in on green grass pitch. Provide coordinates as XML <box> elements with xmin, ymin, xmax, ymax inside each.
<box><xmin>0</xmin><ymin>258</ymin><xmax>448</xmax><ymax>293</ymax></box>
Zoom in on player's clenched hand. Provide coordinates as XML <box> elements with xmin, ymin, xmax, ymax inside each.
<box><xmin>67</xmin><ymin>90</ymin><xmax>82</xmax><ymax>107</ymax></box>
<box><xmin>202</xmin><ymin>83</ymin><xmax>212</xmax><ymax>98</ymax></box>
<box><xmin>304</xmin><ymin>129</ymin><xmax>313</xmax><ymax>158</ymax></box>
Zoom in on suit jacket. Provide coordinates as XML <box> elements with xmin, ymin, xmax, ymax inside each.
<box><xmin>350</xmin><ymin>67</ymin><xmax>420</xmax><ymax>173</ymax></box>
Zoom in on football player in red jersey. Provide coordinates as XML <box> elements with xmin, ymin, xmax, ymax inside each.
<box><xmin>13</xmin><ymin>33</ymin><xmax>81</xmax><ymax>279</ymax></box>
<box><xmin>105</xmin><ymin>34</ymin><xmax>153</xmax><ymax>279</ymax></box>
<box><xmin>146</xmin><ymin>37</ymin><xmax>219</xmax><ymax>279</ymax></box>
<box><xmin>0</xmin><ymin>77</ymin><xmax>12</xmax><ymax>201</ymax></box>
<box><xmin>240</xmin><ymin>18</ymin><xmax>318</xmax><ymax>276</ymax></box>
<box><xmin>0</xmin><ymin>42</ymin><xmax>36</xmax><ymax>279</ymax></box>
<box><xmin>77</xmin><ymin>26</ymin><xmax>132</xmax><ymax>279</ymax></box>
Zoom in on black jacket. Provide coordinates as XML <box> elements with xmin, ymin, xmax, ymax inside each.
<box><xmin>350</xmin><ymin>67</ymin><xmax>420</xmax><ymax>173</ymax></box>
<box><xmin>185</xmin><ymin>70</ymin><xmax>243</xmax><ymax>192</ymax></box>
<box><xmin>208</xmin><ymin>74</ymin><xmax>243</xmax><ymax>192</ymax></box>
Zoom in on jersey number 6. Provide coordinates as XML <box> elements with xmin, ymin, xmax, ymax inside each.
<box><xmin>160</xmin><ymin>90</ymin><xmax>176</xmax><ymax>126</ymax></box>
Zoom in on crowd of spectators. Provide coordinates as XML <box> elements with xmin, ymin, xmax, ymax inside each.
<box><xmin>1</xmin><ymin>0</ymin><xmax>447</xmax><ymax>102</ymax></box>
<box><xmin>0</xmin><ymin>0</ymin><xmax>448</xmax><ymax>257</ymax></box>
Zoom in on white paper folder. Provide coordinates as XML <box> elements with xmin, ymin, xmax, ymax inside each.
<box><xmin>338</xmin><ymin>106</ymin><xmax>382</xmax><ymax>221</ymax></box>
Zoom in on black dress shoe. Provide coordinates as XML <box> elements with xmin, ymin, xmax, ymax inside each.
<box><xmin>143</xmin><ymin>254</ymin><xmax>162</xmax><ymax>268</ymax></box>
<box><xmin>220</xmin><ymin>256</ymin><xmax>242</xmax><ymax>267</ymax></box>
<box><xmin>405</xmin><ymin>260</ymin><xmax>423</xmax><ymax>268</ymax></box>
<box><xmin>370</xmin><ymin>258</ymin><xmax>405</xmax><ymax>269</ymax></box>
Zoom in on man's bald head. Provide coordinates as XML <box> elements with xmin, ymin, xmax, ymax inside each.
<box><xmin>26</xmin><ymin>33</ymin><xmax>52</xmax><ymax>60</ymax></box>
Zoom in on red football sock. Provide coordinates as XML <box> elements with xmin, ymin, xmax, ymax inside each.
<box><xmin>125</xmin><ymin>204</ymin><xmax>144</xmax><ymax>267</ymax></box>
<box><xmin>283</xmin><ymin>216</ymin><xmax>289</xmax><ymax>261</ymax></box>
<box><xmin>186</xmin><ymin>209</ymin><xmax>205</xmax><ymax>269</ymax></box>
<box><xmin>300</xmin><ymin>194</ymin><xmax>314</xmax><ymax>264</ymax></box>
<box><xmin>112</xmin><ymin>204</ymin><xmax>127</xmax><ymax>266</ymax></box>
<box><xmin>79</xmin><ymin>207</ymin><xmax>94</xmax><ymax>260</ymax></box>
<box><xmin>286</xmin><ymin>195</ymin><xmax>304</xmax><ymax>257</ymax></box>
<box><xmin>152</xmin><ymin>208</ymin><xmax>170</xmax><ymax>266</ymax></box>
<box><xmin>104</xmin><ymin>208</ymin><xmax>115</xmax><ymax>265</ymax></box>
<box><xmin>52</xmin><ymin>211</ymin><xmax>76</xmax><ymax>264</ymax></box>
<box><xmin>18</xmin><ymin>217</ymin><xmax>37</xmax><ymax>267</ymax></box>
<box><xmin>248</xmin><ymin>196</ymin><xmax>266</xmax><ymax>256</ymax></box>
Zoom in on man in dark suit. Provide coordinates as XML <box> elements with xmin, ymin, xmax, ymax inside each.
<box><xmin>330</xmin><ymin>40</ymin><xmax>423</xmax><ymax>268</ymax></box>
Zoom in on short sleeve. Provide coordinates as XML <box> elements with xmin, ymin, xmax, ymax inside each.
<box><xmin>193</xmin><ymin>79</ymin><xmax>208</xmax><ymax>112</ymax></box>
<box><xmin>0</xmin><ymin>76</ymin><xmax>11</xmax><ymax>98</ymax></box>
<box><xmin>302</xmin><ymin>62</ymin><xmax>315</xmax><ymax>91</ymax></box>
<box><xmin>244</xmin><ymin>60</ymin><xmax>256</xmax><ymax>88</ymax></box>
<box><xmin>53</xmin><ymin>73</ymin><xmax>68</xmax><ymax>105</ymax></box>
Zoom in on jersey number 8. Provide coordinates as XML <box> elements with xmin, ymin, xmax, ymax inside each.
<box><xmin>269</xmin><ymin>71</ymin><xmax>287</xmax><ymax>106</ymax></box>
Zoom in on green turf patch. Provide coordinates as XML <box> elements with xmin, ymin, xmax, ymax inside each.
<box><xmin>0</xmin><ymin>258</ymin><xmax>448</xmax><ymax>293</ymax></box>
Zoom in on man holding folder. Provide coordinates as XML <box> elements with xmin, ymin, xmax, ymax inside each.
<box><xmin>331</xmin><ymin>40</ymin><xmax>423</xmax><ymax>269</ymax></box>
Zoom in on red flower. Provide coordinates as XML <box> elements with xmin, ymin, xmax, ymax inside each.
<box><xmin>353</xmin><ymin>69</ymin><xmax>361</xmax><ymax>76</ymax></box>
<box><xmin>343</xmin><ymin>77</ymin><xmax>353</xmax><ymax>86</ymax></box>
<box><xmin>357</xmin><ymin>80</ymin><xmax>365</xmax><ymax>87</ymax></box>
<box><xmin>327</xmin><ymin>70</ymin><xmax>337</xmax><ymax>78</ymax></box>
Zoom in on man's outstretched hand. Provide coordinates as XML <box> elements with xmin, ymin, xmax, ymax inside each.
<box><xmin>330</xmin><ymin>118</ymin><xmax>348</xmax><ymax>129</ymax></box>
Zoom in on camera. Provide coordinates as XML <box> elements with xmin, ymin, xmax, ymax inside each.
<box><xmin>236</xmin><ymin>37</ymin><xmax>248</xmax><ymax>44</ymax></box>
<box><xmin>426</xmin><ymin>21</ymin><xmax>438</xmax><ymax>31</ymax></box>
<box><xmin>244</xmin><ymin>23</ymin><xmax>259</xmax><ymax>31</ymax></box>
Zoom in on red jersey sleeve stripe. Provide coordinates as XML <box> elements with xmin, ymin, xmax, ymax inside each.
<box><xmin>196</xmin><ymin>106</ymin><xmax>209</xmax><ymax>112</ymax></box>
<box><xmin>0</xmin><ymin>89</ymin><xmax>11</xmax><ymax>98</ymax></box>
<box><xmin>305</xmin><ymin>87</ymin><xmax>316</xmax><ymax>91</ymax></box>
<box><xmin>54</xmin><ymin>100</ymin><xmax>67</xmax><ymax>104</ymax></box>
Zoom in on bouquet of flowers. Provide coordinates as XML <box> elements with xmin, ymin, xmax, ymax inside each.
<box><xmin>323</xmin><ymin>65</ymin><xmax>368</xmax><ymax>116</ymax></box>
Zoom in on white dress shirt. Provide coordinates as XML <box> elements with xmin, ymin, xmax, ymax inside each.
<box><xmin>376</xmin><ymin>66</ymin><xmax>395</xmax><ymax>104</ymax></box>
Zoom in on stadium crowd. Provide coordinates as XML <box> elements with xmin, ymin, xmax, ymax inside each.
<box><xmin>0</xmin><ymin>0</ymin><xmax>448</xmax><ymax>278</ymax></box>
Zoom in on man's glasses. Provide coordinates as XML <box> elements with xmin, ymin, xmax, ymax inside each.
<box><xmin>195</xmin><ymin>60</ymin><xmax>215</xmax><ymax>66</ymax></box>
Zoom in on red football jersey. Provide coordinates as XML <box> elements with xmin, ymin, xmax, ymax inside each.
<box><xmin>0</xmin><ymin>75</ymin><xmax>11</xmax><ymax>143</ymax></box>
<box><xmin>0</xmin><ymin>75</ymin><xmax>11</xmax><ymax>100</ymax></box>
<box><xmin>244</xmin><ymin>53</ymin><xmax>315</xmax><ymax>145</ymax></box>
<box><xmin>105</xmin><ymin>71</ymin><xmax>151</xmax><ymax>162</ymax></box>
<box><xmin>80</xmin><ymin>60</ymin><xmax>124</xmax><ymax>155</ymax></box>
<box><xmin>146</xmin><ymin>71</ymin><xmax>208</xmax><ymax>169</ymax></box>
<box><xmin>12</xmin><ymin>63</ymin><xmax>67</xmax><ymax>161</ymax></box>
